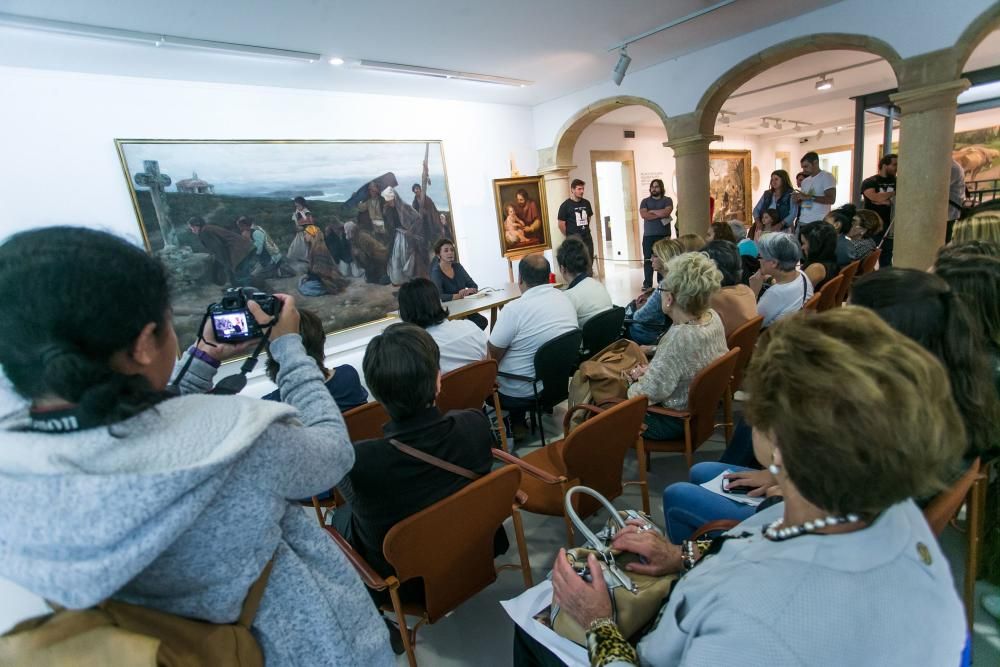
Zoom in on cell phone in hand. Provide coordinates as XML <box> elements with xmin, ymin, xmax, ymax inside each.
<box><xmin>723</xmin><ymin>482</ymin><xmax>751</xmax><ymax>495</ymax></box>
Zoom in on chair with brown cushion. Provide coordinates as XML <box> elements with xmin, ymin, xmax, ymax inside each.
<box><xmin>437</xmin><ymin>359</ymin><xmax>510</xmax><ymax>452</ymax></box>
<box><xmin>343</xmin><ymin>401</ymin><xmax>390</xmax><ymax>441</ymax></box>
<box><xmin>815</xmin><ymin>274</ymin><xmax>844</xmax><ymax>312</ymax></box>
<box><xmin>802</xmin><ymin>292</ymin><xmax>821</xmax><ymax>312</ymax></box>
<box><xmin>494</xmin><ymin>395</ymin><xmax>649</xmax><ymax>547</ymax></box>
<box><xmin>836</xmin><ymin>260</ymin><xmax>860</xmax><ymax>304</ymax></box>
<box><xmin>308</xmin><ymin>402</ymin><xmax>391</xmax><ymax>525</ymax></box>
<box><xmin>923</xmin><ymin>457</ymin><xmax>986</xmax><ymax>630</ymax></box>
<box><xmin>639</xmin><ymin>347</ymin><xmax>741</xmax><ymax>471</ymax></box>
<box><xmin>726</xmin><ymin>315</ymin><xmax>763</xmax><ymax>392</ymax></box>
<box><xmin>324</xmin><ymin>461</ymin><xmax>532</xmax><ymax>667</ymax></box>
<box><xmin>857</xmin><ymin>247</ymin><xmax>882</xmax><ymax>275</ymax></box>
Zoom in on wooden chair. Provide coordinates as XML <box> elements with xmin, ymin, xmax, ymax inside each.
<box><xmin>815</xmin><ymin>274</ymin><xmax>844</xmax><ymax>312</ymax></box>
<box><xmin>494</xmin><ymin>395</ymin><xmax>650</xmax><ymax>547</ymax></box>
<box><xmin>325</xmin><ymin>460</ymin><xmax>532</xmax><ymax>667</ymax></box>
<box><xmin>802</xmin><ymin>292</ymin><xmax>821</xmax><ymax>312</ymax></box>
<box><xmin>835</xmin><ymin>260</ymin><xmax>860</xmax><ymax>304</ymax></box>
<box><xmin>438</xmin><ymin>359</ymin><xmax>510</xmax><ymax>452</ymax></box>
<box><xmin>924</xmin><ymin>457</ymin><xmax>987</xmax><ymax>630</ymax></box>
<box><xmin>497</xmin><ymin>329</ymin><xmax>583</xmax><ymax>446</ymax></box>
<box><xmin>343</xmin><ymin>401</ymin><xmax>390</xmax><ymax>441</ymax></box>
<box><xmin>580</xmin><ymin>306</ymin><xmax>626</xmax><ymax>358</ymax></box>
<box><xmin>857</xmin><ymin>247</ymin><xmax>882</xmax><ymax>275</ymax></box>
<box><xmin>636</xmin><ymin>347</ymin><xmax>741</xmax><ymax>470</ymax></box>
<box><xmin>726</xmin><ymin>315</ymin><xmax>763</xmax><ymax>395</ymax></box>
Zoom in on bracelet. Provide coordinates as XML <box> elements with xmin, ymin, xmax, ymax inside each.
<box><xmin>587</xmin><ymin>617</ymin><xmax>617</xmax><ymax>633</ymax></box>
<box><xmin>188</xmin><ymin>345</ymin><xmax>221</xmax><ymax>369</ymax></box>
<box><xmin>681</xmin><ymin>539</ymin><xmax>698</xmax><ymax>572</ymax></box>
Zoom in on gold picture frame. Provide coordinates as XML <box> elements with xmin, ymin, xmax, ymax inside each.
<box><xmin>491</xmin><ymin>175</ymin><xmax>552</xmax><ymax>259</ymax></box>
<box><xmin>115</xmin><ymin>138</ymin><xmax>456</xmax><ymax>344</ymax></box>
<box><xmin>709</xmin><ymin>149</ymin><xmax>752</xmax><ymax>223</ymax></box>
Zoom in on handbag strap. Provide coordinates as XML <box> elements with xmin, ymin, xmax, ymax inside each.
<box><xmin>563</xmin><ymin>485</ymin><xmax>627</xmax><ymax>552</ymax></box>
<box><xmin>236</xmin><ymin>555</ymin><xmax>276</xmax><ymax>628</ymax></box>
<box><xmin>801</xmin><ymin>273</ymin><xmax>808</xmax><ymax>305</ymax></box>
<box><xmin>389</xmin><ymin>438</ymin><xmax>481</xmax><ymax>481</ymax></box>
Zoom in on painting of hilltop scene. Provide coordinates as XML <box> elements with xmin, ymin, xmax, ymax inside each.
<box><xmin>116</xmin><ymin>139</ymin><xmax>456</xmax><ymax>344</ymax></box>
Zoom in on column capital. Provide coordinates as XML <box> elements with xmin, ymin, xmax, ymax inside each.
<box><xmin>538</xmin><ymin>164</ymin><xmax>577</xmax><ymax>176</ymax></box>
<box><xmin>664</xmin><ymin>134</ymin><xmax>722</xmax><ymax>157</ymax></box>
<box><xmin>890</xmin><ymin>79</ymin><xmax>970</xmax><ymax>114</ymax></box>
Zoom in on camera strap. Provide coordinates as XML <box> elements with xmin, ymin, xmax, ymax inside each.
<box><xmin>168</xmin><ymin>307</ymin><xmax>277</xmax><ymax>397</ymax></box>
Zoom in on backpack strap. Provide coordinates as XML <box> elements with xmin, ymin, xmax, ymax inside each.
<box><xmin>236</xmin><ymin>556</ymin><xmax>276</xmax><ymax>628</ymax></box>
<box><xmin>389</xmin><ymin>438</ymin><xmax>481</xmax><ymax>481</ymax></box>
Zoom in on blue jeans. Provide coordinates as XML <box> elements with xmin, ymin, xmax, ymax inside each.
<box><xmin>662</xmin><ymin>462</ymin><xmax>755</xmax><ymax>544</ymax></box>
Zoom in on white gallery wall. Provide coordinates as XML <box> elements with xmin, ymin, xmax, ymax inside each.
<box><xmin>0</xmin><ymin>64</ymin><xmax>536</xmax><ymax>394</ymax></box>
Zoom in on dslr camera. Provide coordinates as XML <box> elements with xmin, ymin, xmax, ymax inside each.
<box><xmin>208</xmin><ymin>287</ymin><xmax>281</xmax><ymax>343</ymax></box>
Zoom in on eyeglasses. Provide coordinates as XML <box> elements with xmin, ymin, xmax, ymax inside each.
<box><xmin>654</xmin><ymin>287</ymin><xmax>670</xmax><ymax>293</ymax></box>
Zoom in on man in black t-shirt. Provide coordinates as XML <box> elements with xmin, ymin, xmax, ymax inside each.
<box><xmin>861</xmin><ymin>153</ymin><xmax>897</xmax><ymax>267</ymax></box>
<box><xmin>639</xmin><ymin>178</ymin><xmax>674</xmax><ymax>288</ymax></box>
<box><xmin>557</xmin><ymin>178</ymin><xmax>595</xmax><ymax>271</ymax></box>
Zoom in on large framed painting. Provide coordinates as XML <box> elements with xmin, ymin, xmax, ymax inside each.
<box><xmin>115</xmin><ymin>139</ymin><xmax>456</xmax><ymax>344</ymax></box>
<box><xmin>491</xmin><ymin>175</ymin><xmax>551</xmax><ymax>258</ymax></box>
<box><xmin>709</xmin><ymin>150</ymin><xmax>752</xmax><ymax>223</ymax></box>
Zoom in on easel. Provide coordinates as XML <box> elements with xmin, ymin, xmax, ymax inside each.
<box><xmin>506</xmin><ymin>153</ymin><xmax>522</xmax><ymax>285</ymax></box>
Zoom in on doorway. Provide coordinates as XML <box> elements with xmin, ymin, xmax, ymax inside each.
<box><xmin>590</xmin><ymin>150</ymin><xmax>640</xmax><ymax>280</ymax></box>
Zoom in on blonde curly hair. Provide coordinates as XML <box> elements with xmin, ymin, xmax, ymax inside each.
<box><xmin>651</xmin><ymin>238</ymin><xmax>685</xmax><ymax>266</ymax></box>
<box><xmin>662</xmin><ymin>252</ymin><xmax>722</xmax><ymax>315</ymax></box>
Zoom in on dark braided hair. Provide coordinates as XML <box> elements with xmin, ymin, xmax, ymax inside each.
<box><xmin>0</xmin><ymin>227</ymin><xmax>173</xmax><ymax>426</ymax></box>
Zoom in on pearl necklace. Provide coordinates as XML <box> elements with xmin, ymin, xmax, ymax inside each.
<box><xmin>763</xmin><ymin>513</ymin><xmax>861</xmax><ymax>541</ymax></box>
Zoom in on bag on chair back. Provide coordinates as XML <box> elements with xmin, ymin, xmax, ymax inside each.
<box><xmin>0</xmin><ymin>559</ymin><xmax>274</xmax><ymax>667</ymax></box>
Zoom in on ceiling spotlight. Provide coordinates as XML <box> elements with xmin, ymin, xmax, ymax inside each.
<box><xmin>815</xmin><ymin>75</ymin><xmax>833</xmax><ymax>91</ymax></box>
<box><xmin>774</xmin><ymin>120</ymin><xmax>783</xmax><ymax>130</ymax></box>
<box><xmin>612</xmin><ymin>46</ymin><xmax>632</xmax><ymax>86</ymax></box>
<box><xmin>816</xmin><ymin>129</ymin><xmax>825</xmax><ymax>140</ymax></box>
<box><xmin>328</xmin><ymin>56</ymin><xmax>345</xmax><ymax>66</ymax></box>
<box><xmin>760</xmin><ymin>118</ymin><xmax>770</xmax><ymax>129</ymax></box>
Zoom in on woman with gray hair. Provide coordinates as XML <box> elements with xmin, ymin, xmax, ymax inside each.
<box><xmin>750</xmin><ymin>232</ymin><xmax>813</xmax><ymax>327</ymax></box>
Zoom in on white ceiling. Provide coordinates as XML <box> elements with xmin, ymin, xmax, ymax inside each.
<box><xmin>0</xmin><ymin>0</ymin><xmax>841</xmax><ymax>106</ymax></box>
<box><xmin>593</xmin><ymin>33</ymin><xmax>1000</xmax><ymax>141</ymax></box>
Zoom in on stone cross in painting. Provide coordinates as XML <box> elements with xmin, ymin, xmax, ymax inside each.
<box><xmin>134</xmin><ymin>160</ymin><xmax>177</xmax><ymax>247</ymax></box>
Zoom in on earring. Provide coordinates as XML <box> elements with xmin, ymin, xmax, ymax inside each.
<box><xmin>768</xmin><ymin>463</ymin><xmax>781</xmax><ymax>475</ymax></box>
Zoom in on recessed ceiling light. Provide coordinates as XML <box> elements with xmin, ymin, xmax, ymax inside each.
<box><xmin>328</xmin><ymin>56</ymin><xmax>345</xmax><ymax>66</ymax></box>
<box><xmin>815</xmin><ymin>76</ymin><xmax>833</xmax><ymax>91</ymax></box>
<box><xmin>774</xmin><ymin>120</ymin><xmax>782</xmax><ymax>130</ymax></box>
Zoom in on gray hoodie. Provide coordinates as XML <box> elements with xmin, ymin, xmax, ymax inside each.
<box><xmin>0</xmin><ymin>334</ymin><xmax>393</xmax><ymax>666</ymax></box>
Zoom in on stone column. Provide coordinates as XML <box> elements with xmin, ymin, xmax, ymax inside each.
<box><xmin>664</xmin><ymin>134</ymin><xmax>720</xmax><ymax>236</ymax></box>
<box><xmin>890</xmin><ymin>79</ymin><xmax>969</xmax><ymax>269</ymax></box>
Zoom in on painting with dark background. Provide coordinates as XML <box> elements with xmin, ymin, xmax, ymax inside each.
<box><xmin>116</xmin><ymin>140</ymin><xmax>455</xmax><ymax>344</ymax></box>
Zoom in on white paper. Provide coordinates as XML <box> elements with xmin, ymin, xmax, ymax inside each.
<box><xmin>500</xmin><ymin>580</ymin><xmax>589</xmax><ymax>667</ymax></box>
<box><xmin>699</xmin><ymin>470</ymin><xmax>767</xmax><ymax>507</ymax></box>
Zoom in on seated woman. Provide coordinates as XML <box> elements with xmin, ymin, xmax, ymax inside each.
<box><xmin>0</xmin><ymin>227</ymin><xmax>393</xmax><ymax>665</ymax></box>
<box><xmin>557</xmin><ymin>237</ymin><xmax>612</xmax><ymax>327</ymax></box>
<box><xmin>847</xmin><ymin>208</ymin><xmax>883</xmax><ymax>261</ymax></box>
<box><xmin>952</xmin><ymin>205</ymin><xmax>1000</xmax><ymax>244</ymax></box>
<box><xmin>823</xmin><ymin>204</ymin><xmax>855</xmax><ymax>268</ymax></box>
<box><xmin>853</xmin><ymin>267</ymin><xmax>1000</xmax><ymax>460</ymax></box>
<box><xmin>677</xmin><ymin>233</ymin><xmax>706</xmax><ymax>252</ymax></box>
<box><xmin>800</xmin><ymin>220</ymin><xmax>840</xmax><ymax>289</ymax></box>
<box><xmin>704</xmin><ymin>221</ymin><xmax>736</xmax><ymax>243</ymax></box>
<box><xmin>626</xmin><ymin>238</ymin><xmax>685</xmax><ymax>345</ymax></box>
<box><xmin>624</xmin><ymin>252</ymin><xmax>728</xmax><ymax>441</ymax></box>
<box><xmin>528</xmin><ymin>307</ymin><xmax>967</xmax><ymax>666</ymax></box>
<box><xmin>429</xmin><ymin>238</ymin><xmax>488</xmax><ymax>330</ymax></box>
<box><xmin>398</xmin><ymin>277</ymin><xmax>487</xmax><ymax>374</ymax></box>
<box><xmin>704</xmin><ymin>240</ymin><xmax>757</xmax><ymax>338</ymax></box>
<box><xmin>263</xmin><ymin>307</ymin><xmax>368</xmax><ymax>411</ymax></box>
<box><xmin>750</xmin><ymin>232</ymin><xmax>813</xmax><ymax>327</ymax></box>
<box><xmin>934</xmin><ymin>252</ymin><xmax>1000</xmax><ymax>386</ymax></box>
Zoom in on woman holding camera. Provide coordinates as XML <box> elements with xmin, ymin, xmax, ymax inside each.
<box><xmin>0</xmin><ymin>227</ymin><xmax>393</xmax><ymax>665</ymax></box>
<box><xmin>520</xmin><ymin>308</ymin><xmax>967</xmax><ymax>666</ymax></box>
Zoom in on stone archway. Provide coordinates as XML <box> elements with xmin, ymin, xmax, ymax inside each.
<box><xmin>693</xmin><ymin>33</ymin><xmax>904</xmax><ymax>136</ymax></box>
<box><xmin>535</xmin><ymin>96</ymin><xmax>669</xmax><ymax>278</ymax></box>
<box><xmin>954</xmin><ymin>2</ymin><xmax>1000</xmax><ymax>73</ymax></box>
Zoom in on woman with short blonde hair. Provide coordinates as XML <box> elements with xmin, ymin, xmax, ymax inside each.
<box><xmin>625</xmin><ymin>252</ymin><xmax>727</xmax><ymax>440</ymax></box>
<box><xmin>627</xmin><ymin>239</ymin><xmax>688</xmax><ymax>345</ymax></box>
<box><xmin>543</xmin><ymin>307</ymin><xmax>967</xmax><ymax>667</ymax></box>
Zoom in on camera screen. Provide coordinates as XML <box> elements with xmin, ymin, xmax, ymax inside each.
<box><xmin>212</xmin><ymin>310</ymin><xmax>251</xmax><ymax>340</ymax></box>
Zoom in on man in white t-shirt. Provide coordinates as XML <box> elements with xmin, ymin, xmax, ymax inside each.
<box><xmin>793</xmin><ymin>151</ymin><xmax>837</xmax><ymax>226</ymax></box>
<box><xmin>489</xmin><ymin>253</ymin><xmax>579</xmax><ymax>430</ymax></box>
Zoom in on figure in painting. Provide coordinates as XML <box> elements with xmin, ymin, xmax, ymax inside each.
<box><xmin>236</xmin><ymin>215</ymin><xmax>295</xmax><ymax>279</ymax></box>
<box><xmin>296</xmin><ymin>217</ymin><xmax>350</xmax><ymax>297</ymax></box>
<box><xmin>186</xmin><ymin>215</ymin><xmax>255</xmax><ymax>286</ymax></box>
<box><xmin>502</xmin><ymin>203</ymin><xmax>530</xmax><ymax>245</ymax></box>
<box><xmin>512</xmin><ymin>188</ymin><xmax>543</xmax><ymax>243</ymax></box>
<box><xmin>383</xmin><ymin>186</ymin><xmax>426</xmax><ymax>285</ymax></box>
<box><xmin>412</xmin><ymin>183</ymin><xmax>446</xmax><ymax>241</ymax></box>
<box><xmin>344</xmin><ymin>220</ymin><xmax>389</xmax><ymax>284</ymax></box>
